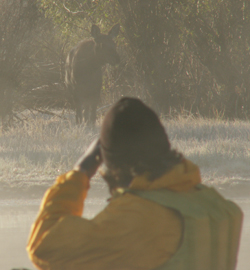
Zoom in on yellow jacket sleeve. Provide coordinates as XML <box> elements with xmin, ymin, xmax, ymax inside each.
<box><xmin>27</xmin><ymin>170</ymin><xmax>182</xmax><ymax>270</ymax></box>
<box><xmin>27</xmin><ymin>170</ymin><xmax>90</xmax><ymax>269</ymax></box>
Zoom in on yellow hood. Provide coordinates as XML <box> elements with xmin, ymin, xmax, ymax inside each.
<box><xmin>129</xmin><ymin>159</ymin><xmax>201</xmax><ymax>192</ymax></box>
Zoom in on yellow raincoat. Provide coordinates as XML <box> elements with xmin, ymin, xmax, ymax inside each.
<box><xmin>27</xmin><ymin>159</ymin><xmax>201</xmax><ymax>270</ymax></box>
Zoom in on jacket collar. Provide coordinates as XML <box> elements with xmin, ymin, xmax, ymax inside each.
<box><xmin>128</xmin><ymin>159</ymin><xmax>201</xmax><ymax>192</ymax></box>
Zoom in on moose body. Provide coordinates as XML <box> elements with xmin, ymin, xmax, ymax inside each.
<box><xmin>65</xmin><ymin>24</ymin><xmax>120</xmax><ymax>124</ymax></box>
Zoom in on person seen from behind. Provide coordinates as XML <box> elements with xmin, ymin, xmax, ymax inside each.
<box><xmin>27</xmin><ymin>97</ymin><xmax>243</xmax><ymax>270</ymax></box>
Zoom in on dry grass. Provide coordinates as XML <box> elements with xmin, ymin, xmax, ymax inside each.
<box><xmin>0</xmin><ymin>111</ymin><xmax>250</xmax><ymax>198</ymax></box>
<box><xmin>163</xmin><ymin>117</ymin><xmax>250</xmax><ymax>185</ymax></box>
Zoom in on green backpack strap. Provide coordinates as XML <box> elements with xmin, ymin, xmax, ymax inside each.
<box><xmin>125</xmin><ymin>185</ymin><xmax>243</xmax><ymax>270</ymax></box>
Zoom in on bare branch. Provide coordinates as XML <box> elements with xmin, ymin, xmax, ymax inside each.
<box><xmin>63</xmin><ymin>3</ymin><xmax>85</xmax><ymax>15</ymax></box>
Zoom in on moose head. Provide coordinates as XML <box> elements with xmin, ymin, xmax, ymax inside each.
<box><xmin>91</xmin><ymin>24</ymin><xmax>120</xmax><ymax>66</ymax></box>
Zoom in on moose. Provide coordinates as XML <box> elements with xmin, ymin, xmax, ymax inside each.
<box><xmin>65</xmin><ymin>24</ymin><xmax>120</xmax><ymax>124</ymax></box>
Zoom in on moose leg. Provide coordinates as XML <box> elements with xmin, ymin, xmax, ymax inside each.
<box><xmin>75</xmin><ymin>100</ymin><xmax>83</xmax><ymax>125</ymax></box>
<box><xmin>83</xmin><ymin>100</ymin><xmax>91</xmax><ymax>123</ymax></box>
<box><xmin>90</xmin><ymin>102</ymin><xmax>97</xmax><ymax>124</ymax></box>
<box><xmin>90</xmin><ymin>96</ymin><xmax>100</xmax><ymax>124</ymax></box>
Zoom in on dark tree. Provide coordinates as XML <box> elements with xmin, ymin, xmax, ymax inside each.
<box><xmin>0</xmin><ymin>0</ymin><xmax>40</xmax><ymax>129</ymax></box>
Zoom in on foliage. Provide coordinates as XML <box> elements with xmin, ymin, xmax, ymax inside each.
<box><xmin>0</xmin><ymin>0</ymin><xmax>72</xmax><ymax>130</ymax></box>
<box><xmin>1</xmin><ymin>0</ymin><xmax>250</xmax><ymax>127</ymax></box>
<box><xmin>38</xmin><ymin>0</ymin><xmax>121</xmax><ymax>37</ymax></box>
<box><xmin>0</xmin><ymin>0</ymin><xmax>41</xmax><ymax>129</ymax></box>
<box><xmin>118</xmin><ymin>0</ymin><xmax>250</xmax><ymax>117</ymax></box>
<box><xmin>182</xmin><ymin>0</ymin><xmax>250</xmax><ymax>118</ymax></box>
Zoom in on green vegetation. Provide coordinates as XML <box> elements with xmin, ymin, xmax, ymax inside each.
<box><xmin>0</xmin><ymin>0</ymin><xmax>250</xmax><ymax>130</ymax></box>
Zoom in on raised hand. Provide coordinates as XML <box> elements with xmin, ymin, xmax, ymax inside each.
<box><xmin>73</xmin><ymin>138</ymin><xmax>102</xmax><ymax>178</ymax></box>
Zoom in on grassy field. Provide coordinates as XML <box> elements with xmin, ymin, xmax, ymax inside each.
<box><xmin>0</xmin><ymin>111</ymin><xmax>250</xmax><ymax>198</ymax></box>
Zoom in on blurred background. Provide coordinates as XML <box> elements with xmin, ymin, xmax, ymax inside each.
<box><xmin>1</xmin><ymin>0</ymin><xmax>250</xmax><ymax>130</ymax></box>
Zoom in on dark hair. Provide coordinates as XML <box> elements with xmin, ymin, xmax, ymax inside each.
<box><xmin>99</xmin><ymin>97</ymin><xmax>183</xmax><ymax>191</ymax></box>
<box><xmin>100</xmin><ymin>149</ymin><xmax>183</xmax><ymax>192</ymax></box>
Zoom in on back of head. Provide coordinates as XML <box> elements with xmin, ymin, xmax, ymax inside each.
<box><xmin>100</xmin><ymin>97</ymin><xmax>181</xmax><ymax>188</ymax></box>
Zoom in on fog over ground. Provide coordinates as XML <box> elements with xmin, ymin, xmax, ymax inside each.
<box><xmin>0</xmin><ymin>113</ymin><xmax>249</xmax><ymax>269</ymax></box>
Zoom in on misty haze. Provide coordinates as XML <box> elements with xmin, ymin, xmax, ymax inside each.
<box><xmin>0</xmin><ymin>1</ymin><xmax>250</xmax><ymax>269</ymax></box>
